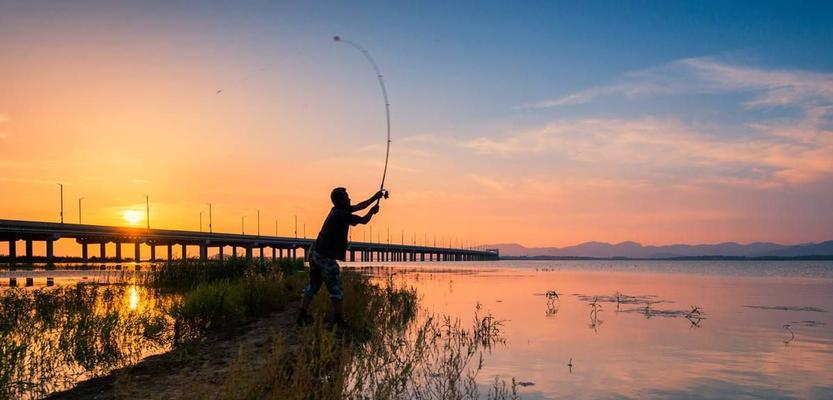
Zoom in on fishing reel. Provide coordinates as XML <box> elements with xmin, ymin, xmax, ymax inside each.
<box><xmin>381</xmin><ymin>189</ymin><xmax>390</xmax><ymax>199</ymax></box>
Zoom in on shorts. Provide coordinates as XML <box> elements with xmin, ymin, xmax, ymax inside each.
<box><xmin>302</xmin><ymin>249</ymin><xmax>344</xmax><ymax>300</ymax></box>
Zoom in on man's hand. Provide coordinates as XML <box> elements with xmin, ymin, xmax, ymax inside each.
<box><xmin>370</xmin><ymin>205</ymin><xmax>380</xmax><ymax>215</ymax></box>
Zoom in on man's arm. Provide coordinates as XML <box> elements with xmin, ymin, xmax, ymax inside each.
<box><xmin>354</xmin><ymin>205</ymin><xmax>380</xmax><ymax>225</ymax></box>
<box><xmin>351</xmin><ymin>190</ymin><xmax>385</xmax><ymax>212</ymax></box>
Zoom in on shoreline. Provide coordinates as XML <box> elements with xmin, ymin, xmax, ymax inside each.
<box><xmin>47</xmin><ymin>301</ymin><xmax>303</xmax><ymax>400</ymax></box>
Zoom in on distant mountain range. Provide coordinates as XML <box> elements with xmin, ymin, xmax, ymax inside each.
<box><xmin>491</xmin><ymin>240</ymin><xmax>833</xmax><ymax>258</ymax></box>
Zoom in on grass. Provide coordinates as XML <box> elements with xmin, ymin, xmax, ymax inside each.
<box><xmin>0</xmin><ymin>258</ymin><xmax>305</xmax><ymax>399</ymax></box>
<box><xmin>4</xmin><ymin>259</ymin><xmax>521</xmax><ymax>399</ymax></box>
<box><xmin>0</xmin><ymin>284</ymin><xmax>172</xmax><ymax>399</ymax></box>
<box><xmin>146</xmin><ymin>257</ymin><xmax>304</xmax><ymax>291</ymax></box>
<box><xmin>180</xmin><ymin>273</ymin><xmax>517</xmax><ymax>400</ymax></box>
<box><xmin>169</xmin><ymin>272</ymin><xmax>306</xmax><ymax>344</ymax></box>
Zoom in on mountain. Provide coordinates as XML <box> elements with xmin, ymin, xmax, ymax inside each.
<box><xmin>492</xmin><ymin>241</ymin><xmax>833</xmax><ymax>258</ymax></box>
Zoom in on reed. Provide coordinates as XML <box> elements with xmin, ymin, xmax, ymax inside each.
<box><xmin>178</xmin><ymin>274</ymin><xmax>516</xmax><ymax>400</ymax></box>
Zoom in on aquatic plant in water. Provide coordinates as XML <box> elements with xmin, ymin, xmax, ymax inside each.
<box><xmin>0</xmin><ymin>284</ymin><xmax>173</xmax><ymax>399</ymax></box>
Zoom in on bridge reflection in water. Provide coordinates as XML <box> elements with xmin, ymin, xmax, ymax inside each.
<box><xmin>0</xmin><ymin>219</ymin><xmax>498</xmax><ymax>264</ymax></box>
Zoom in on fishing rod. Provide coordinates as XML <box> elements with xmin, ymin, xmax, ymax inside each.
<box><xmin>333</xmin><ymin>36</ymin><xmax>391</xmax><ymax>205</ymax></box>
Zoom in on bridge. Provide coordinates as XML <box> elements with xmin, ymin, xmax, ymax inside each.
<box><xmin>0</xmin><ymin>219</ymin><xmax>499</xmax><ymax>264</ymax></box>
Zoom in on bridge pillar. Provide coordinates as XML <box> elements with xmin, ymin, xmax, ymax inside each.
<box><xmin>291</xmin><ymin>248</ymin><xmax>296</xmax><ymax>259</ymax></box>
<box><xmin>150</xmin><ymin>245</ymin><xmax>156</xmax><ymax>262</ymax></box>
<box><xmin>81</xmin><ymin>242</ymin><xmax>88</xmax><ymax>261</ymax></box>
<box><xmin>46</xmin><ymin>240</ymin><xmax>54</xmax><ymax>264</ymax></box>
<box><xmin>245</xmin><ymin>246</ymin><xmax>253</xmax><ymax>260</ymax></box>
<box><xmin>167</xmin><ymin>244</ymin><xmax>173</xmax><ymax>262</ymax></box>
<box><xmin>7</xmin><ymin>240</ymin><xmax>15</xmax><ymax>259</ymax></box>
<box><xmin>232</xmin><ymin>246</ymin><xmax>238</xmax><ymax>257</ymax></box>
<box><xmin>421</xmin><ymin>252</ymin><xmax>425</xmax><ymax>262</ymax></box>
<box><xmin>218</xmin><ymin>245</ymin><xmax>224</xmax><ymax>261</ymax></box>
<box><xmin>200</xmin><ymin>245</ymin><xmax>208</xmax><ymax>261</ymax></box>
<box><xmin>99</xmin><ymin>242</ymin><xmax>106</xmax><ymax>260</ymax></box>
<box><xmin>259</xmin><ymin>246</ymin><xmax>264</xmax><ymax>262</ymax></box>
<box><xmin>272</xmin><ymin>247</ymin><xmax>277</xmax><ymax>261</ymax></box>
<box><xmin>350</xmin><ymin>250</ymin><xmax>355</xmax><ymax>262</ymax></box>
<box><xmin>115</xmin><ymin>241</ymin><xmax>122</xmax><ymax>262</ymax></box>
<box><xmin>25</xmin><ymin>239</ymin><xmax>33</xmax><ymax>260</ymax></box>
<box><xmin>180</xmin><ymin>244</ymin><xmax>187</xmax><ymax>260</ymax></box>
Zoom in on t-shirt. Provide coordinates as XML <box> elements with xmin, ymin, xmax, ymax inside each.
<box><xmin>313</xmin><ymin>207</ymin><xmax>361</xmax><ymax>260</ymax></box>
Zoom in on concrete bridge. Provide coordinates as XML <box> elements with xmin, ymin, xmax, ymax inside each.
<box><xmin>0</xmin><ymin>219</ymin><xmax>499</xmax><ymax>264</ymax></box>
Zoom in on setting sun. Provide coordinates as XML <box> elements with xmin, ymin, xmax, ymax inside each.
<box><xmin>122</xmin><ymin>210</ymin><xmax>144</xmax><ymax>225</ymax></box>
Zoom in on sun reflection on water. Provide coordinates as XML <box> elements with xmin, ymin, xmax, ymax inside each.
<box><xmin>128</xmin><ymin>285</ymin><xmax>140</xmax><ymax>311</ymax></box>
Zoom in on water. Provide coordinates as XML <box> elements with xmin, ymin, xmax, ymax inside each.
<box><xmin>366</xmin><ymin>260</ymin><xmax>833</xmax><ymax>399</ymax></box>
<box><xmin>2</xmin><ymin>260</ymin><xmax>832</xmax><ymax>399</ymax></box>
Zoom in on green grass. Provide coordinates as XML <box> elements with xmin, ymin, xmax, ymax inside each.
<box><xmin>146</xmin><ymin>257</ymin><xmax>304</xmax><ymax>291</ymax></box>
<box><xmin>169</xmin><ymin>272</ymin><xmax>306</xmax><ymax>344</ymax></box>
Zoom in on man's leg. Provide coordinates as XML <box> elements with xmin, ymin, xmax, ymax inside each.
<box><xmin>297</xmin><ymin>264</ymin><xmax>323</xmax><ymax>325</ymax></box>
<box><xmin>321</xmin><ymin>259</ymin><xmax>346</xmax><ymax>327</ymax></box>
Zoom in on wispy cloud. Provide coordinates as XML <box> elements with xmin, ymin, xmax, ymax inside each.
<box><xmin>463</xmin><ymin>114</ymin><xmax>833</xmax><ymax>187</ymax></box>
<box><xmin>522</xmin><ymin>57</ymin><xmax>833</xmax><ymax>110</ymax></box>
<box><xmin>0</xmin><ymin>176</ymin><xmax>61</xmax><ymax>186</ymax></box>
<box><xmin>469</xmin><ymin>174</ymin><xmax>511</xmax><ymax>192</ymax></box>
<box><xmin>498</xmin><ymin>59</ymin><xmax>833</xmax><ymax>187</ymax></box>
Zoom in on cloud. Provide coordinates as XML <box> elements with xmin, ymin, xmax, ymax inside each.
<box><xmin>0</xmin><ymin>176</ymin><xmax>61</xmax><ymax>185</ymax></box>
<box><xmin>497</xmin><ymin>59</ymin><xmax>833</xmax><ymax>188</ymax></box>
<box><xmin>469</xmin><ymin>174</ymin><xmax>510</xmax><ymax>192</ymax></box>
<box><xmin>462</xmin><ymin>114</ymin><xmax>833</xmax><ymax>187</ymax></box>
<box><xmin>523</xmin><ymin>57</ymin><xmax>833</xmax><ymax>110</ymax></box>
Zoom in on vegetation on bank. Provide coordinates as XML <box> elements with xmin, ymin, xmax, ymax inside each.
<box><xmin>2</xmin><ymin>258</ymin><xmax>520</xmax><ymax>399</ymax></box>
<box><xmin>0</xmin><ymin>258</ymin><xmax>305</xmax><ymax>399</ymax></box>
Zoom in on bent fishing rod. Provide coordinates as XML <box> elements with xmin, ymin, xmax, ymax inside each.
<box><xmin>333</xmin><ymin>36</ymin><xmax>391</xmax><ymax>205</ymax></box>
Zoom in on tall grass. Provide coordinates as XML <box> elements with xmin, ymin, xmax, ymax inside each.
<box><xmin>187</xmin><ymin>272</ymin><xmax>517</xmax><ymax>400</ymax></box>
<box><xmin>0</xmin><ymin>284</ymin><xmax>172</xmax><ymax>399</ymax></box>
<box><xmin>169</xmin><ymin>273</ymin><xmax>306</xmax><ymax>344</ymax></box>
<box><xmin>147</xmin><ymin>257</ymin><xmax>304</xmax><ymax>291</ymax></box>
<box><xmin>0</xmin><ymin>258</ymin><xmax>305</xmax><ymax>399</ymax></box>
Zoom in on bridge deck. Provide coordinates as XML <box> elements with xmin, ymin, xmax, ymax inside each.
<box><xmin>0</xmin><ymin>219</ymin><xmax>498</xmax><ymax>263</ymax></box>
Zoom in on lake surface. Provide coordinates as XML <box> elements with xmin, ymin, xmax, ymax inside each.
<box><xmin>365</xmin><ymin>260</ymin><xmax>833</xmax><ymax>399</ymax></box>
<box><xmin>2</xmin><ymin>260</ymin><xmax>832</xmax><ymax>399</ymax></box>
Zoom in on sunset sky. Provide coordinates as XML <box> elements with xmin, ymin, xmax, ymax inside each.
<box><xmin>1</xmin><ymin>1</ymin><xmax>832</xmax><ymax>248</ymax></box>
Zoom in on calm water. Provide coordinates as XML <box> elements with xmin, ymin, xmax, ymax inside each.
<box><xmin>366</xmin><ymin>260</ymin><xmax>833</xmax><ymax>399</ymax></box>
<box><xmin>2</xmin><ymin>260</ymin><xmax>832</xmax><ymax>399</ymax></box>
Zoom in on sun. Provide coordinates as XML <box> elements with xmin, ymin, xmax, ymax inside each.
<box><xmin>122</xmin><ymin>209</ymin><xmax>144</xmax><ymax>225</ymax></box>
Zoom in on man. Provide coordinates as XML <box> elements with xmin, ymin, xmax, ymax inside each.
<box><xmin>297</xmin><ymin>187</ymin><xmax>387</xmax><ymax>327</ymax></box>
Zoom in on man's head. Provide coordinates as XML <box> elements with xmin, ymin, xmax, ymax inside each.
<box><xmin>331</xmin><ymin>187</ymin><xmax>350</xmax><ymax>209</ymax></box>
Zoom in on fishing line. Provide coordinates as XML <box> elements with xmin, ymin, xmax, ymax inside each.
<box><xmin>333</xmin><ymin>36</ymin><xmax>391</xmax><ymax>204</ymax></box>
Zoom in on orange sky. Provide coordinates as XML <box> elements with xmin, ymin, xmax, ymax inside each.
<box><xmin>2</xmin><ymin>3</ymin><xmax>832</xmax><ymax>248</ymax></box>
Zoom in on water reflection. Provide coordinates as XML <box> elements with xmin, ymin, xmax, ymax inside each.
<box><xmin>0</xmin><ymin>282</ymin><xmax>174</xmax><ymax>399</ymax></box>
<box><xmin>361</xmin><ymin>261</ymin><xmax>833</xmax><ymax>399</ymax></box>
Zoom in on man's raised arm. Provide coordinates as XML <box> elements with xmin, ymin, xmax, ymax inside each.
<box><xmin>351</xmin><ymin>190</ymin><xmax>385</xmax><ymax>212</ymax></box>
<box><xmin>355</xmin><ymin>205</ymin><xmax>380</xmax><ymax>225</ymax></box>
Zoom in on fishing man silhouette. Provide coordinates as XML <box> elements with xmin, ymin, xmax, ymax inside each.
<box><xmin>297</xmin><ymin>187</ymin><xmax>388</xmax><ymax>328</ymax></box>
